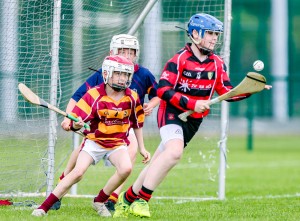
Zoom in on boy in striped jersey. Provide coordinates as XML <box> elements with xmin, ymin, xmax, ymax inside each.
<box><xmin>52</xmin><ymin>34</ymin><xmax>159</xmax><ymax>212</ymax></box>
<box><xmin>113</xmin><ymin>13</ymin><xmax>272</xmax><ymax>218</ymax></box>
<box><xmin>32</xmin><ymin>55</ymin><xmax>151</xmax><ymax>217</ymax></box>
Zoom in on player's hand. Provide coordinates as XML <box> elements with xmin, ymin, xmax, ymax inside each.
<box><xmin>194</xmin><ymin>100</ymin><xmax>210</xmax><ymax>113</ymax></box>
<box><xmin>140</xmin><ymin>148</ymin><xmax>151</xmax><ymax>164</ymax></box>
<box><xmin>264</xmin><ymin>85</ymin><xmax>272</xmax><ymax>90</ymax></box>
<box><xmin>61</xmin><ymin>117</ymin><xmax>71</xmax><ymax>131</ymax></box>
<box><xmin>143</xmin><ymin>103</ymin><xmax>153</xmax><ymax>116</ymax></box>
<box><xmin>72</xmin><ymin>117</ymin><xmax>84</xmax><ymax>130</ymax></box>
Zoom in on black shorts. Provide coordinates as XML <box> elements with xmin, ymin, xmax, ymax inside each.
<box><xmin>157</xmin><ymin>104</ymin><xmax>203</xmax><ymax>147</ymax></box>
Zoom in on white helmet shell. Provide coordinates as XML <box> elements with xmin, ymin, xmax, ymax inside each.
<box><xmin>102</xmin><ymin>55</ymin><xmax>134</xmax><ymax>89</ymax></box>
<box><xmin>110</xmin><ymin>34</ymin><xmax>140</xmax><ymax>58</ymax></box>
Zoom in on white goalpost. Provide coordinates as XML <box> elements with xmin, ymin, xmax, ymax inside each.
<box><xmin>0</xmin><ymin>0</ymin><xmax>231</xmax><ymax>201</ymax></box>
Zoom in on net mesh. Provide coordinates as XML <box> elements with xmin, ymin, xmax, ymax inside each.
<box><xmin>0</xmin><ymin>0</ymin><xmax>228</xmax><ymax>199</ymax></box>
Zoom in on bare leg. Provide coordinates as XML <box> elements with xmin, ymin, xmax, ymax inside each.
<box><xmin>131</xmin><ymin>144</ymin><xmax>163</xmax><ymax>194</ymax></box>
<box><xmin>103</xmin><ymin>148</ymin><xmax>132</xmax><ymax>195</ymax></box>
<box><xmin>140</xmin><ymin>138</ymin><xmax>184</xmax><ymax>191</ymax></box>
<box><xmin>53</xmin><ymin>151</ymin><xmax>93</xmax><ymax>198</ymax></box>
<box><xmin>63</xmin><ymin>139</ymin><xmax>84</xmax><ymax>176</ymax></box>
<box><xmin>111</xmin><ymin>133</ymin><xmax>138</xmax><ymax>195</ymax></box>
<box><xmin>50</xmin><ymin>141</ymin><xmax>85</xmax><ymax>210</ymax></box>
<box><xmin>32</xmin><ymin>151</ymin><xmax>93</xmax><ymax>216</ymax></box>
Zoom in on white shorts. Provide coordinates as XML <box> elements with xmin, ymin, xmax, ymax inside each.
<box><xmin>82</xmin><ymin>139</ymin><xmax>127</xmax><ymax>166</ymax></box>
<box><xmin>105</xmin><ymin>128</ymin><xmax>134</xmax><ymax>167</ymax></box>
<box><xmin>158</xmin><ymin>124</ymin><xmax>184</xmax><ymax>151</ymax></box>
<box><xmin>129</xmin><ymin>128</ymin><xmax>134</xmax><ymax>135</ymax></box>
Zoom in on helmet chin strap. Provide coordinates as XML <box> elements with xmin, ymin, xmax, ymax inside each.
<box><xmin>108</xmin><ymin>80</ymin><xmax>131</xmax><ymax>92</ymax></box>
<box><xmin>109</xmin><ymin>83</ymin><xmax>125</xmax><ymax>92</ymax></box>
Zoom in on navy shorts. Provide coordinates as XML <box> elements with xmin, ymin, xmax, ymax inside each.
<box><xmin>157</xmin><ymin>104</ymin><xmax>203</xmax><ymax>147</ymax></box>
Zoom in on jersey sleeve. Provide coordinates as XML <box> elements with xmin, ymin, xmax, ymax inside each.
<box><xmin>145</xmin><ymin>71</ymin><xmax>158</xmax><ymax>101</ymax></box>
<box><xmin>214</xmin><ymin>62</ymin><xmax>233</xmax><ymax>95</ymax></box>
<box><xmin>214</xmin><ymin>61</ymin><xmax>251</xmax><ymax>102</ymax></box>
<box><xmin>71</xmin><ymin>87</ymin><xmax>100</xmax><ymax>123</ymax></box>
<box><xmin>157</xmin><ymin>54</ymin><xmax>193</xmax><ymax>111</ymax></box>
<box><xmin>130</xmin><ymin>91</ymin><xmax>144</xmax><ymax>128</ymax></box>
<box><xmin>71</xmin><ymin>69</ymin><xmax>104</xmax><ymax>102</ymax></box>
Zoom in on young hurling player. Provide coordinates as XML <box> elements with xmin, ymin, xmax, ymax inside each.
<box><xmin>52</xmin><ymin>34</ymin><xmax>160</xmax><ymax>212</ymax></box>
<box><xmin>32</xmin><ymin>55</ymin><xmax>151</xmax><ymax>217</ymax></box>
<box><xmin>113</xmin><ymin>13</ymin><xmax>272</xmax><ymax>218</ymax></box>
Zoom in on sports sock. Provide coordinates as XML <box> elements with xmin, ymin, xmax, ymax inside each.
<box><xmin>137</xmin><ymin>185</ymin><xmax>153</xmax><ymax>202</ymax></box>
<box><xmin>59</xmin><ymin>172</ymin><xmax>65</xmax><ymax>181</ymax></box>
<box><xmin>94</xmin><ymin>189</ymin><xmax>109</xmax><ymax>203</ymax></box>
<box><xmin>38</xmin><ymin>193</ymin><xmax>59</xmax><ymax>213</ymax></box>
<box><xmin>108</xmin><ymin>192</ymin><xmax>118</xmax><ymax>204</ymax></box>
<box><xmin>124</xmin><ymin>186</ymin><xmax>138</xmax><ymax>203</ymax></box>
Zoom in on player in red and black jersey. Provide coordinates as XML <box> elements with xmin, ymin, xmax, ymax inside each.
<box><xmin>32</xmin><ymin>55</ymin><xmax>151</xmax><ymax>217</ymax></box>
<box><xmin>159</xmin><ymin>44</ymin><xmax>233</xmax><ymax>119</ymax></box>
<box><xmin>113</xmin><ymin>13</ymin><xmax>270</xmax><ymax>218</ymax></box>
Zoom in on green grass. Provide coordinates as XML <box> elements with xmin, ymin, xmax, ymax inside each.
<box><xmin>1</xmin><ymin>135</ymin><xmax>300</xmax><ymax>220</ymax></box>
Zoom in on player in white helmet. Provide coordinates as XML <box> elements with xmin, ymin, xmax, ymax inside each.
<box><xmin>32</xmin><ymin>55</ymin><xmax>151</xmax><ymax>217</ymax></box>
<box><xmin>110</xmin><ymin>34</ymin><xmax>140</xmax><ymax>60</ymax></box>
<box><xmin>50</xmin><ymin>34</ymin><xmax>160</xmax><ymax>215</ymax></box>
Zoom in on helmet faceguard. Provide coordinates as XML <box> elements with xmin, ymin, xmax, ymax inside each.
<box><xmin>110</xmin><ymin>34</ymin><xmax>140</xmax><ymax>61</ymax></box>
<box><xmin>102</xmin><ymin>55</ymin><xmax>134</xmax><ymax>92</ymax></box>
<box><xmin>187</xmin><ymin>13</ymin><xmax>223</xmax><ymax>53</ymax></box>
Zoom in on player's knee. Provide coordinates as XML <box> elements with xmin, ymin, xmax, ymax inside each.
<box><xmin>71</xmin><ymin>168</ymin><xmax>85</xmax><ymax>181</ymax></box>
<box><xmin>118</xmin><ymin>165</ymin><xmax>132</xmax><ymax>179</ymax></box>
<box><xmin>167</xmin><ymin>149</ymin><xmax>183</xmax><ymax>162</ymax></box>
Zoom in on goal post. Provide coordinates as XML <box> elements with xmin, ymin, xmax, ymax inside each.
<box><xmin>219</xmin><ymin>0</ymin><xmax>233</xmax><ymax>200</ymax></box>
<box><xmin>0</xmin><ymin>0</ymin><xmax>231</xmax><ymax>201</ymax></box>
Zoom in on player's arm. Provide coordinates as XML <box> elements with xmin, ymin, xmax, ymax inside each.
<box><xmin>143</xmin><ymin>97</ymin><xmax>160</xmax><ymax>116</ymax></box>
<box><xmin>71</xmin><ymin>116</ymin><xmax>85</xmax><ymax>131</ymax></box>
<box><xmin>214</xmin><ymin>63</ymin><xmax>251</xmax><ymax>103</ymax></box>
<box><xmin>142</xmin><ymin>71</ymin><xmax>160</xmax><ymax>116</ymax></box>
<box><xmin>130</xmin><ymin>93</ymin><xmax>150</xmax><ymax>163</ymax></box>
<box><xmin>157</xmin><ymin>57</ymin><xmax>196</xmax><ymax>112</ymax></box>
<box><xmin>133</xmin><ymin>128</ymin><xmax>151</xmax><ymax>164</ymax></box>
<box><xmin>69</xmin><ymin>88</ymin><xmax>99</xmax><ymax>131</ymax></box>
<box><xmin>61</xmin><ymin>71</ymin><xmax>102</xmax><ymax>130</ymax></box>
<box><xmin>61</xmin><ymin>98</ymin><xmax>77</xmax><ymax>131</ymax></box>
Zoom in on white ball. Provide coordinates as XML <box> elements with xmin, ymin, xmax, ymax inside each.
<box><xmin>253</xmin><ymin>60</ymin><xmax>264</xmax><ymax>71</ymax></box>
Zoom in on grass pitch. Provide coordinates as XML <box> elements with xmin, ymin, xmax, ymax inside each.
<box><xmin>1</xmin><ymin>135</ymin><xmax>299</xmax><ymax>220</ymax></box>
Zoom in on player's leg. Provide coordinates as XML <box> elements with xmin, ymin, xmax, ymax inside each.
<box><xmin>63</xmin><ymin>143</ymin><xmax>83</xmax><ymax>176</ymax></box>
<box><xmin>113</xmin><ymin>144</ymin><xmax>163</xmax><ymax>218</ymax></box>
<box><xmin>104</xmin><ymin>147</ymin><xmax>132</xmax><ymax>195</ymax></box>
<box><xmin>130</xmin><ymin>143</ymin><xmax>164</xmax><ymax>195</ymax></box>
<box><xmin>52</xmin><ymin>151</ymin><xmax>93</xmax><ymax>197</ymax></box>
<box><xmin>129</xmin><ymin>118</ymin><xmax>202</xmax><ymax>217</ymax></box>
<box><xmin>32</xmin><ymin>150</ymin><xmax>93</xmax><ymax>216</ymax></box>
<box><xmin>93</xmin><ymin>146</ymin><xmax>132</xmax><ymax>217</ymax></box>
<box><xmin>105</xmin><ymin>131</ymin><xmax>138</xmax><ymax>210</ymax></box>
<box><xmin>129</xmin><ymin>124</ymin><xmax>185</xmax><ymax>218</ymax></box>
<box><xmin>142</xmin><ymin>139</ymin><xmax>183</xmax><ymax>190</ymax></box>
<box><xmin>50</xmin><ymin>140</ymin><xmax>83</xmax><ymax>210</ymax></box>
<box><xmin>58</xmin><ymin>139</ymin><xmax>84</xmax><ymax>181</ymax></box>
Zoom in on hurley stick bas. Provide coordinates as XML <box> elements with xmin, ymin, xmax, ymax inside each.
<box><xmin>178</xmin><ymin>72</ymin><xmax>267</xmax><ymax>122</ymax></box>
<box><xmin>18</xmin><ymin>83</ymin><xmax>90</xmax><ymax>131</ymax></box>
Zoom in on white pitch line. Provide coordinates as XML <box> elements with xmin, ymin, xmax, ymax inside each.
<box><xmin>1</xmin><ymin>192</ymin><xmax>299</xmax><ymax>203</ymax></box>
<box><xmin>232</xmin><ymin>193</ymin><xmax>300</xmax><ymax>200</ymax></box>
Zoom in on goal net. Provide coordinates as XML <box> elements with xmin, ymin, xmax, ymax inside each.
<box><xmin>0</xmin><ymin>0</ymin><xmax>231</xmax><ymax>201</ymax></box>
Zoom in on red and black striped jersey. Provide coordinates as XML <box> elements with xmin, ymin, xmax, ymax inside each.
<box><xmin>71</xmin><ymin>83</ymin><xmax>144</xmax><ymax>149</ymax></box>
<box><xmin>157</xmin><ymin>43</ymin><xmax>248</xmax><ymax>119</ymax></box>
